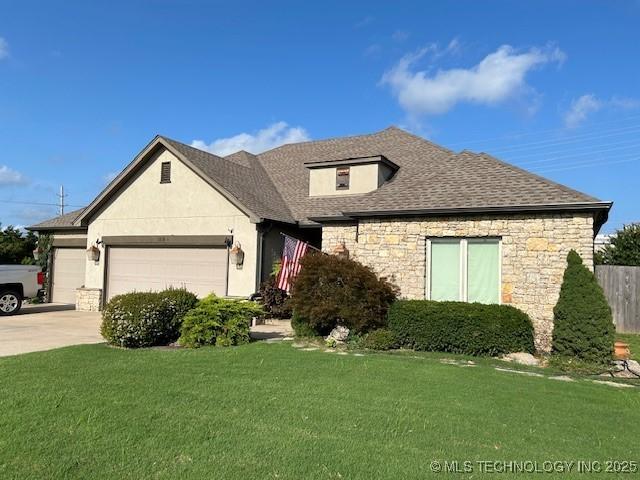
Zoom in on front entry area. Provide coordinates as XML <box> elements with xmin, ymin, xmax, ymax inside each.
<box><xmin>106</xmin><ymin>246</ymin><xmax>227</xmax><ymax>301</ymax></box>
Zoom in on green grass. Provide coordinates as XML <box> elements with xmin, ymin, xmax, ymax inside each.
<box><xmin>616</xmin><ymin>333</ymin><xmax>640</xmax><ymax>361</ymax></box>
<box><xmin>1</xmin><ymin>342</ymin><xmax>639</xmax><ymax>479</ymax></box>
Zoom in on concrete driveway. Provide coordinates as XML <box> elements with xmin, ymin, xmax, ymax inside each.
<box><xmin>0</xmin><ymin>303</ymin><xmax>102</xmax><ymax>357</ymax></box>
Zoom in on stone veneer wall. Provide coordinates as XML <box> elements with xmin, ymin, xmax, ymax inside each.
<box><xmin>322</xmin><ymin>213</ymin><xmax>594</xmax><ymax>352</ymax></box>
<box><xmin>76</xmin><ymin>287</ymin><xmax>102</xmax><ymax>312</ymax></box>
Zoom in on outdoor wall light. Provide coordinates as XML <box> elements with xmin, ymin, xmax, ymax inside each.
<box><xmin>87</xmin><ymin>245</ymin><xmax>100</xmax><ymax>262</ymax></box>
<box><xmin>229</xmin><ymin>243</ymin><xmax>245</xmax><ymax>266</ymax></box>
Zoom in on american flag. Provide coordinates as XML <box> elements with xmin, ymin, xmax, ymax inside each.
<box><xmin>276</xmin><ymin>235</ymin><xmax>309</xmax><ymax>293</ymax></box>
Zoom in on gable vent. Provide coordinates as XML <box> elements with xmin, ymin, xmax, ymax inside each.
<box><xmin>160</xmin><ymin>161</ymin><xmax>171</xmax><ymax>183</ymax></box>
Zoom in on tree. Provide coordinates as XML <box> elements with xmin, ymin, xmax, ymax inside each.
<box><xmin>0</xmin><ymin>225</ymin><xmax>37</xmax><ymax>265</ymax></box>
<box><xmin>596</xmin><ymin>223</ymin><xmax>640</xmax><ymax>266</ymax></box>
<box><xmin>552</xmin><ymin>250</ymin><xmax>614</xmax><ymax>364</ymax></box>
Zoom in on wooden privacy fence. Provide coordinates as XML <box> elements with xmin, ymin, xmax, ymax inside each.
<box><xmin>595</xmin><ymin>265</ymin><xmax>640</xmax><ymax>333</ymax></box>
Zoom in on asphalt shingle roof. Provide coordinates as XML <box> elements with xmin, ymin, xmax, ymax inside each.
<box><xmin>26</xmin><ymin>207</ymin><xmax>86</xmax><ymax>230</ymax></box>
<box><xmin>254</xmin><ymin>126</ymin><xmax>601</xmax><ymax>222</ymax></box>
<box><xmin>28</xmin><ymin>126</ymin><xmax>606</xmax><ymax>230</ymax></box>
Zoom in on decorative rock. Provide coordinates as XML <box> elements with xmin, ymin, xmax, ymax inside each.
<box><xmin>627</xmin><ymin>360</ymin><xmax>640</xmax><ymax>376</ymax></box>
<box><xmin>501</xmin><ymin>352</ymin><xmax>540</xmax><ymax>366</ymax></box>
<box><xmin>494</xmin><ymin>367</ymin><xmax>543</xmax><ymax>377</ymax></box>
<box><xmin>326</xmin><ymin>325</ymin><xmax>350</xmax><ymax>343</ymax></box>
<box><xmin>549</xmin><ymin>375</ymin><xmax>574</xmax><ymax>382</ymax></box>
<box><xmin>609</xmin><ymin>360</ymin><xmax>640</xmax><ymax>378</ymax></box>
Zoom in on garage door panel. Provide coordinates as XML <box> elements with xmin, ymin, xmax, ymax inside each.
<box><xmin>51</xmin><ymin>248</ymin><xmax>86</xmax><ymax>304</ymax></box>
<box><xmin>107</xmin><ymin>247</ymin><xmax>226</xmax><ymax>300</ymax></box>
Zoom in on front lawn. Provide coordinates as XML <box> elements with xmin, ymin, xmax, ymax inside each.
<box><xmin>0</xmin><ymin>342</ymin><xmax>638</xmax><ymax>479</ymax></box>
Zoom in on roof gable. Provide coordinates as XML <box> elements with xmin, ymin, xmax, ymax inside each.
<box><xmin>74</xmin><ymin>136</ymin><xmax>294</xmax><ymax>226</ymax></box>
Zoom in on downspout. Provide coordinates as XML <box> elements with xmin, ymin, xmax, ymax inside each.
<box><xmin>255</xmin><ymin>223</ymin><xmax>267</xmax><ymax>294</ymax></box>
<box><xmin>255</xmin><ymin>221</ymin><xmax>276</xmax><ymax>294</ymax></box>
<box><xmin>224</xmin><ymin>235</ymin><xmax>232</xmax><ymax>297</ymax></box>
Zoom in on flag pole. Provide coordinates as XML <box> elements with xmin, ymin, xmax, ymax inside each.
<box><xmin>279</xmin><ymin>232</ymin><xmax>323</xmax><ymax>253</ymax></box>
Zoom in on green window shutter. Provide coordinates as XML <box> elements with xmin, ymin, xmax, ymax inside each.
<box><xmin>467</xmin><ymin>240</ymin><xmax>500</xmax><ymax>304</ymax></box>
<box><xmin>430</xmin><ymin>240</ymin><xmax>461</xmax><ymax>301</ymax></box>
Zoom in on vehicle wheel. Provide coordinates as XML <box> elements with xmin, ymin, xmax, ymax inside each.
<box><xmin>0</xmin><ymin>290</ymin><xmax>22</xmax><ymax>315</ymax></box>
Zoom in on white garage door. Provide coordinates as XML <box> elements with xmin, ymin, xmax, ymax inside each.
<box><xmin>106</xmin><ymin>247</ymin><xmax>227</xmax><ymax>301</ymax></box>
<box><xmin>51</xmin><ymin>248</ymin><xmax>87</xmax><ymax>304</ymax></box>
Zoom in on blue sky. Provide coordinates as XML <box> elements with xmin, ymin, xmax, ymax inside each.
<box><xmin>0</xmin><ymin>0</ymin><xmax>638</xmax><ymax>233</ymax></box>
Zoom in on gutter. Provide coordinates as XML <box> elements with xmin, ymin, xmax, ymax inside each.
<box><xmin>308</xmin><ymin>201</ymin><xmax>614</xmax><ymax>235</ymax></box>
<box><xmin>342</xmin><ymin>202</ymin><xmax>613</xmax><ymax>218</ymax></box>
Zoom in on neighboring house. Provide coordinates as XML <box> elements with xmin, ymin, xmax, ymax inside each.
<box><xmin>28</xmin><ymin>127</ymin><xmax>611</xmax><ymax>351</ymax></box>
<box><xmin>594</xmin><ymin>233</ymin><xmax>613</xmax><ymax>252</ymax></box>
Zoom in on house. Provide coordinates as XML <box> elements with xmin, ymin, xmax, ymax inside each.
<box><xmin>28</xmin><ymin>127</ymin><xmax>611</xmax><ymax>351</ymax></box>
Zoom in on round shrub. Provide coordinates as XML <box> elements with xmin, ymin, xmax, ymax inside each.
<box><xmin>159</xmin><ymin>287</ymin><xmax>199</xmax><ymax>323</ymax></box>
<box><xmin>179</xmin><ymin>295</ymin><xmax>264</xmax><ymax>348</ymax></box>
<box><xmin>288</xmin><ymin>253</ymin><xmax>398</xmax><ymax>335</ymax></box>
<box><xmin>362</xmin><ymin>329</ymin><xmax>397</xmax><ymax>350</ymax></box>
<box><xmin>101</xmin><ymin>289</ymin><xmax>195</xmax><ymax>348</ymax></box>
<box><xmin>389</xmin><ymin>300</ymin><xmax>535</xmax><ymax>356</ymax></box>
<box><xmin>552</xmin><ymin>250</ymin><xmax>614</xmax><ymax>364</ymax></box>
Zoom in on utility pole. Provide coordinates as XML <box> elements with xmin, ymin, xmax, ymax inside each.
<box><xmin>57</xmin><ymin>185</ymin><xmax>67</xmax><ymax>216</ymax></box>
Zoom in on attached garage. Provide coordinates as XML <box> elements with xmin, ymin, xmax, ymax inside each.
<box><xmin>51</xmin><ymin>248</ymin><xmax>87</xmax><ymax>304</ymax></box>
<box><xmin>105</xmin><ymin>246</ymin><xmax>227</xmax><ymax>301</ymax></box>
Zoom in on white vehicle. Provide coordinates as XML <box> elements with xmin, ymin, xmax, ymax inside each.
<box><xmin>0</xmin><ymin>265</ymin><xmax>44</xmax><ymax>315</ymax></box>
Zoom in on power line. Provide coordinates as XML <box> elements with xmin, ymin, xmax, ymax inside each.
<box><xmin>533</xmin><ymin>156</ymin><xmax>640</xmax><ymax>174</ymax></box>
<box><xmin>505</xmin><ymin>136</ymin><xmax>640</xmax><ymax>161</ymax></box>
<box><xmin>446</xmin><ymin>113</ymin><xmax>640</xmax><ymax>148</ymax></box>
<box><xmin>0</xmin><ymin>200</ymin><xmax>85</xmax><ymax>208</ymax></box>
<box><xmin>515</xmin><ymin>143</ymin><xmax>640</xmax><ymax>167</ymax></box>
<box><xmin>486</xmin><ymin>124</ymin><xmax>640</xmax><ymax>154</ymax></box>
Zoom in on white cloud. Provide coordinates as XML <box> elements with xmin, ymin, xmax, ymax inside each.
<box><xmin>381</xmin><ymin>44</ymin><xmax>566</xmax><ymax>116</ymax></box>
<box><xmin>191</xmin><ymin>122</ymin><xmax>310</xmax><ymax>156</ymax></box>
<box><xmin>0</xmin><ymin>37</ymin><xmax>9</xmax><ymax>60</ymax></box>
<box><xmin>0</xmin><ymin>165</ymin><xmax>26</xmax><ymax>186</ymax></box>
<box><xmin>354</xmin><ymin>16</ymin><xmax>374</xmax><ymax>29</ymax></box>
<box><xmin>564</xmin><ymin>94</ymin><xmax>640</xmax><ymax>128</ymax></box>
<box><xmin>392</xmin><ymin>30</ymin><xmax>409</xmax><ymax>42</ymax></box>
<box><xmin>563</xmin><ymin>94</ymin><xmax>602</xmax><ymax>128</ymax></box>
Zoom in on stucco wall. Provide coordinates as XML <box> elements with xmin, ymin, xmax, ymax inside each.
<box><xmin>322</xmin><ymin>213</ymin><xmax>595</xmax><ymax>352</ymax></box>
<box><xmin>309</xmin><ymin>163</ymin><xmax>388</xmax><ymax>196</ymax></box>
<box><xmin>84</xmin><ymin>148</ymin><xmax>258</xmax><ymax>297</ymax></box>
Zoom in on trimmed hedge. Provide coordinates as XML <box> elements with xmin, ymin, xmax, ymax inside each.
<box><xmin>552</xmin><ymin>250</ymin><xmax>614</xmax><ymax>363</ymax></box>
<box><xmin>101</xmin><ymin>288</ymin><xmax>198</xmax><ymax>348</ymax></box>
<box><xmin>362</xmin><ymin>329</ymin><xmax>397</xmax><ymax>351</ymax></box>
<box><xmin>289</xmin><ymin>252</ymin><xmax>398</xmax><ymax>335</ymax></box>
<box><xmin>388</xmin><ymin>300</ymin><xmax>535</xmax><ymax>356</ymax></box>
<box><xmin>179</xmin><ymin>295</ymin><xmax>264</xmax><ymax>348</ymax></box>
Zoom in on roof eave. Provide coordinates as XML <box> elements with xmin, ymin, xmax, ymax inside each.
<box><xmin>309</xmin><ymin>202</ymin><xmax>613</xmax><ymax>223</ymax></box>
<box><xmin>342</xmin><ymin>202</ymin><xmax>613</xmax><ymax>218</ymax></box>
<box><xmin>304</xmin><ymin>155</ymin><xmax>400</xmax><ymax>171</ymax></box>
<box><xmin>25</xmin><ymin>225</ymin><xmax>89</xmax><ymax>232</ymax></box>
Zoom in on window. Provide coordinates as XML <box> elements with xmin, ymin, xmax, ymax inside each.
<box><xmin>427</xmin><ymin>238</ymin><xmax>501</xmax><ymax>304</ymax></box>
<box><xmin>336</xmin><ymin>167</ymin><xmax>350</xmax><ymax>190</ymax></box>
<box><xmin>160</xmin><ymin>161</ymin><xmax>171</xmax><ymax>183</ymax></box>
